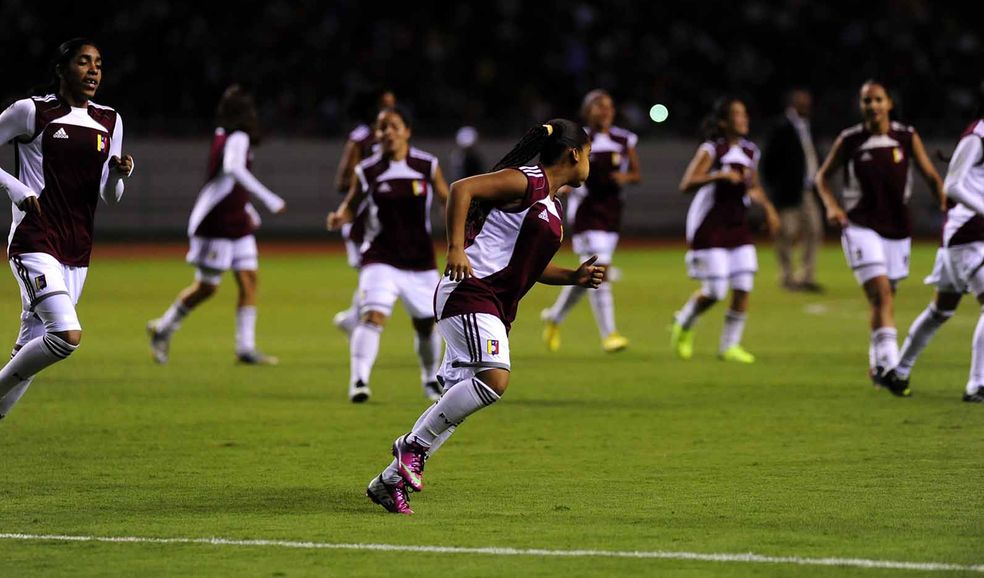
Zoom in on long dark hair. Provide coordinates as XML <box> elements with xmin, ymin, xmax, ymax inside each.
<box><xmin>701</xmin><ymin>96</ymin><xmax>742</xmax><ymax>141</ymax></box>
<box><xmin>492</xmin><ymin>119</ymin><xmax>588</xmax><ymax>171</ymax></box>
<box><xmin>30</xmin><ymin>38</ymin><xmax>99</xmax><ymax>97</ymax></box>
<box><xmin>216</xmin><ymin>84</ymin><xmax>258</xmax><ymax>140</ymax></box>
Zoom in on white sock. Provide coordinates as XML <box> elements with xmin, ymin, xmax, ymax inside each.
<box><xmin>235</xmin><ymin>306</ymin><xmax>257</xmax><ymax>354</ymax></box>
<box><xmin>675</xmin><ymin>295</ymin><xmax>702</xmax><ymax>329</ymax></box>
<box><xmin>408</xmin><ymin>376</ymin><xmax>499</xmax><ymax>448</ymax></box>
<box><xmin>588</xmin><ymin>282</ymin><xmax>616</xmax><ymax>338</ymax></box>
<box><xmin>871</xmin><ymin>327</ymin><xmax>899</xmax><ymax>371</ymax></box>
<box><xmin>158</xmin><ymin>300</ymin><xmax>190</xmax><ymax>334</ymax></box>
<box><xmin>0</xmin><ymin>334</ymin><xmax>77</xmax><ymax>400</ymax></box>
<box><xmin>350</xmin><ymin>322</ymin><xmax>382</xmax><ymax>386</ymax></box>
<box><xmin>381</xmin><ymin>404</ymin><xmax>458</xmax><ymax>484</ymax></box>
<box><xmin>896</xmin><ymin>305</ymin><xmax>952</xmax><ymax>378</ymax></box>
<box><xmin>968</xmin><ymin>309</ymin><xmax>984</xmax><ymax>394</ymax></box>
<box><xmin>0</xmin><ymin>346</ymin><xmax>32</xmax><ymax>418</ymax></box>
<box><xmin>719</xmin><ymin>309</ymin><xmax>747</xmax><ymax>352</ymax></box>
<box><xmin>545</xmin><ymin>285</ymin><xmax>586</xmax><ymax>323</ymax></box>
<box><xmin>415</xmin><ymin>329</ymin><xmax>442</xmax><ymax>384</ymax></box>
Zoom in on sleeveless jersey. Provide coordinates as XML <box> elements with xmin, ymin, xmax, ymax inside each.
<box><xmin>942</xmin><ymin>119</ymin><xmax>984</xmax><ymax>247</ymax></box>
<box><xmin>436</xmin><ymin>165</ymin><xmax>564</xmax><ymax>331</ymax></box>
<box><xmin>572</xmin><ymin>126</ymin><xmax>638</xmax><ymax>234</ymax></box>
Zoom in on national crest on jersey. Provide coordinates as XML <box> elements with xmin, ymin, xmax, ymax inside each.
<box><xmin>573</xmin><ymin>126</ymin><xmax>638</xmax><ymax>234</ymax></box>
<box><xmin>8</xmin><ymin>95</ymin><xmax>118</xmax><ymax>267</ymax></box>
<box><xmin>356</xmin><ymin>147</ymin><xmax>439</xmax><ymax>271</ymax></box>
<box><xmin>436</xmin><ymin>165</ymin><xmax>564</xmax><ymax>331</ymax></box>
<box><xmin>685</xmin><ymin>138</ymin><xmax>759</xmax><ymax>250</ymax></box>
<box><xmin>840</xmin><ymin>122</ymin><xmax>915</xmax><ymax>239</ymax></box>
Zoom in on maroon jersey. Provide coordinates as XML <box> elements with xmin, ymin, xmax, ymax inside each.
<box><xmin>4</xmin><ymin>95</ymin><xmax>120</xmax><ymax>267</ymax></box>
<box><xmin>187</xmin><ymin>129</ymin><xmax>284</xmax><ymax>239</ymax></box>
<box><xmin>572</xmin><ymin>126</ymin><xmax>637</xmax><ymax>234</ymax></box>
<box><xmin>942</xmin><ymin>119</ymin><xmax>984</xmax><ymax>247</ymax></box>
<box><xmin>685</xmin><ymin>139</ymin><xmax>759</xmax><ymax>250</ymax></box>
<box><xmin>435</xmin><ymin>165</ymin><xmax>564</xmax><ymax>331</ymax></box>
<box><xmin>356</xmin><ymin>147</ymin><xmax>440</xmax><ymax>271</ymax></box>
<box><xmin>839</xmin><ymin>122</ymin><xmax>916</xmax><ymax>239</ymax></box>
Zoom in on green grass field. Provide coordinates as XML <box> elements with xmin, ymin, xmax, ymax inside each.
<box><xmin>0</xmin><ymin>242</ymin><xmax>981</xmax><ymax>577</ymax></box>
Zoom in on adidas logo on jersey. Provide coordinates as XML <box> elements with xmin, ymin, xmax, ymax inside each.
<box><xmin>538</xmin><ymin>209</ymin><xmax>550</xmax><ymax>222</ymax></box>
<box><xmin>377</xmin><ymin>182</ymin><xmax>392</xmax><ymax>193</ymax></box>
<box><xmin>52</xmin><ymin>127</ymin><xmax>69</xmax><ymax>139</ymax></box>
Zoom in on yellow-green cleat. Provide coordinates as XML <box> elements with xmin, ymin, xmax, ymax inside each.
<box><xmin>719</xmin><ymin>345</ymin><xmax>755</xmax><ymax>364</ymax></box>
<box><xmin>670</xmin><ymin>322</ymin><xmax>694</xmax><ymax>360</ymax></box>
<box><xmin>602</xmin><ymin>332</ymin><xmax>629</xmax><ymax>353</ymax></box>
<box><xmin>540</xmin><ymin>310</ymin><xmax>561</xmax><ymax>352</ymax></box>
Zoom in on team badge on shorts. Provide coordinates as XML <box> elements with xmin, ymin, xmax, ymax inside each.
<box><xmin>487</xmin><ymin>339</ymin><xmax>499</xmax><ymax>355</ymax></box>
<box><xmin>34</xmin><ymin>275</ymin><xmax>47</xmax><ymax>291</ymax></box>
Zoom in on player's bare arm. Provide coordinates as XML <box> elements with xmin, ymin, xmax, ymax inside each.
<box><xmin>613</xmin><ymin>145</ymin><xmax>642</xmax><ymax>185</ymax></box>
<box><xmin>539</xmin><ymin>256</ymin><xmax>605</xmax><ymax>287</ymax></box>
<box><xmin>911</xmin><ymin>131</ymin><xmax>946</xmax><ymax>211</ymax></box>
<box><xmin>327</xmin><ymin>177</ymin><xmax>365</xmax><ymax>231</ymax></box>
<box><xmin>815</xmin><ymin>134</ymin><xmax>848</xmax><ymax>227</ymax></box>
<box><xmin>444</xmin><ymin>169</ymin><xmax>529</xmax><ymax>281</ymax></box>
<box><xmin>748</xmin><ymin>169</ymin><xmax>781</xmax><ymax>236</ymax></box>
<box><xmin>679</xmin><ymin>148</ymin><xmax>740</xmax><ymax>194</ymax></box>
<box><xmin>432</xmin><ymin>164</ymin><xmax>450</xmax><ymax>205</ymax></box>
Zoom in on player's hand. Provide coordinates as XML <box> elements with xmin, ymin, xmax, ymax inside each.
<box><xmin>445</xmin><ymin>246</ymin><xmax>473</xmax><ymax>281</ymax></box>
<box><xmin>17</xmin><ymin>196</ymin><xmax>41</xmax><ymax>216</ymax></box>
<box><xmin>326</xmin><ymin>208</ymin><xmax>350</xmax><ymax>231</ymax></box>
<box><xmin>718</xmin><ymin>169</ymin><xmax>744</xmax><ymax>185</ymax></box>
<box><xmin>826</xmin><ymin>206</ymin><xmax>848</xmax><ymax>228</ymax></box>
<box><xmin>109</xmin><ymin>154</ymin><xmax>134</xmax><ymax>177</ymax></box>
<box><xmin>275</xmin><ymin>203</ymin><xmax>287</xmax><ymax>215</ymax></box>
<box><xmin>575</xmin><ymin>255</ymin><xmax>606</xmax><ymax>288</ymax></box>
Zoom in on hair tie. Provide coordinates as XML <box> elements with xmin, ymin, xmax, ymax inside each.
<box><xmin>542</xmin><ymin>123</ymin><xmax>554</xmax><ymax>136</ymax></box>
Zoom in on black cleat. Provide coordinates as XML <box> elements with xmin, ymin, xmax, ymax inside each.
<box><xmin>349</xmin><ymin>380</ymin><xmax>371</xmax><ymax>403</ymax></box>
<box><xmin>962</xmin><ymin>386</ymin><xmax>984</xmax><ymax>403</ymax></box>
<box><xmin>869</xmin><ymin>366</ymin><xmax>885</xmax><ymax>387</ymax></box>
<box><xmin>878</xmin><ymin>368</ymin><xmax>912</xmax><ymax>397</ymax></box>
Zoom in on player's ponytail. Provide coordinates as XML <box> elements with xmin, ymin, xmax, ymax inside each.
<box><xmin>492</xmin><ymin>119</ymin><xmax>588</xmax><ymax>171</ymax></box>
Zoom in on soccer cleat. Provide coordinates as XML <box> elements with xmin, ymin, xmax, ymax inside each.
<box><xmin>601</xmin><ymin>332</ymin><xmax>629</xmax><ymax>353</ymax></box>
<box><xmin>332</xmin><ymin>309</ymin><xmax>356</xmax><ymax>337</ymax></box>
<box><xmin>962</xmin><ymin>386</ymin><xmax>984</xmax><ymax>403</ymax></box>
<box><xmin>540</xmin><ymin>309</ymin><xmax>561</xmax><ymax>352</ymax></box>
<box><xmin>236</xmin><ymin>351</ymin><xmax>279</xmax><ymax>366</ymax></box>
<box><xmin>670</xmin><ymin>322</ymin><xmax>694</xmax><ymax>360</ymax></box>
<box><xmin>877</xmin><ymin>368</ymin><xmax>911</xmax><ymax>397</ymax></box>
<box><xmin>146</xmin><ymin>319</ymin><xmax>171</xmax><ymax>364</ymax></box>
<box><xmin>868</xmin><ymin>366</ymin><xmax>885</xmax><ymax>387</ymax></box>
<box><xmin>719</xmin><ymin>345</ymin><xmax>755</xmax><ymax>364</ymax></box>
<box><xmin>366</xmin><ymin>474</ymin><xmax>413</xmax><ymax>515</ymax></box>
<box><xmin>423</xmin><ymin>380</ymin><xmax>443</xmax><ymax>401</ymax></box>
<box><xmin>349</xmin><ymin>380</ymin><xmax>371</xmax><ymax>403</ymax></box>
<box><xmin>392</xmin><ymin>434</ymin><xmax>427</xmax><ymax>492</ymax></box>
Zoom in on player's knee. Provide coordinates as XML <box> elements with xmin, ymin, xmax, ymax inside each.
<box><xmin>47</xmin><ymin>331</ymin><xmax>80</xmax><ymax>357</ymax></box>
<box><xmin>476</xmin><ymin>368</ymin><xmax>509</xmax><ymax>396</ymax></box>
<box><xmin>194</xmin><ymin>281</ymin><xmax>218</xmax><ymax>299</ymax></box>
<box><xmin>701</xmin><ymin>281</ymin><xmax>728</xmax><ymax>302</ymax></box>
<box><xmin>362</xmin><ymin>310</ymin><xmax>388</xmax><ymax>327</ymax></box>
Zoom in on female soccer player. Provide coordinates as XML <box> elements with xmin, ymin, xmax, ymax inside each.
<box><xmin>541</xmin><ymin>90</ymin><xmax>640</xmax><ymax>353</ymax></box>
<box><xmin>364</xmin><ymin>119</ymin><xmax>605</xmax><ymax>514</ymax></box>
<box><xmin>670</xmin><ymin>97</ymin><xmax>780</xmax><ymax>363</ymax></box>
<box><xmin>147</xmin><ymin>85</ymin><xmax>285</xmax><ymax>365</ymax></box>
<box><xmin>815</xmin><ymin>80</ymin><xmax>945</xmax><ymax>384</ymax></box>
<box><xmin>0</xmin><ymin>39</ymin><xmax>133</xmax><ymax>420</ymax></box>
<box><xmin>880</xmin><ymin>102</ymin><xmax>984</xmax><ymax>402</ymax></box>
<box><xmin>330</xmin><ymin>90</ymin><xmax>396</xmax><ymax>337</ymax></box>
<box><xmin>327</xmin><ymin>108</ymin><xmax>450</xmax><ymax>403</ymax></box>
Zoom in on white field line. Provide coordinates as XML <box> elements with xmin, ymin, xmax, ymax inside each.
<box><xmin>0</xmin><ymin>533</ymin><xmax>981</xmax><ymax>573</ymax></box>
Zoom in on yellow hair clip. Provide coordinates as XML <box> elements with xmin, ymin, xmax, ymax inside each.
<box><xmin>542</xmin><ymin>123</ymin><xmax>554</xmax><ymax>136</ymax></box>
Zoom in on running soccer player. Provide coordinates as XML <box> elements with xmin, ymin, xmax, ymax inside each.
<box><xmin>670</xmin><ymin>97</ymin><xmax>780</xmax><ymax>363</ymax></box>
<box><xmin>147</xmin><ymin>85</ymin><xmax>286</xmax><ymax>365</ymax></box>
<box><xmin>815</xmin><ymin>80</ymin><xmax>945</xmax><ymax>385</ymax></box>
<box><xmin>331</xmin><ymin>90</ymin><xmax>396</xmax><ymax>337</ymax></box>
<box><xmin>327</xmin><ymin>107</ymin><xmax>450</xmax><ymax>403</ymax></box>
<box><xmin>880</xmin><ymin>102</ymin><xmax>984</xmax><ymax>402</ymax></box>
<box><xmin>365</xmin><ymin>119</ymin><xmax>605</xmax><ymax>514</ymax></box>
<box><xmin>0</xmin><ymin>39</ymin><xmax>133</xmax><ymax>420</ymax></box>
<box><xmin>541</xmin><ymin>89</ymin><xmax>640</xmax><ymax>353</ymax></box>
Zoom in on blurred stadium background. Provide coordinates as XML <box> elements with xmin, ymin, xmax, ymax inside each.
<box><xmin>2</xmin><ymin>0</ymin><xmax>979</xmax><ymax>238</ymax></box>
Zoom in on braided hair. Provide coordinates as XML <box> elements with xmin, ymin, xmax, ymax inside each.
<box><xmin>492</xmin><ymin>118</ymin><xmax>588</xmax><ymax>171</ymax></box>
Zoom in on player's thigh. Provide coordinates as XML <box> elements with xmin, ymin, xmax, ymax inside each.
<box><xmin>358</xmin><ymin>263</ymin><xmax>401</xmax><ymax>316</ymax></box>
<box><xmin>398</xmin><ymin>269</ymin><xmax>441</xmax><ymax>320</ymax></box>
<box><xmin>572</xmin><ymin>231</ymin><xmax>619</xmax><ymax>264</ymax></box>
<box><xmin>436</xmin><ymin>313</ymin><xmax>510</xmax><ymax>385</ymax></box>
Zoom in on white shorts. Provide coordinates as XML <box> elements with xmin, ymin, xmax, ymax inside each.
<box><xmin>358</xmin><ymin>263</ymin><xmax>440</xmax><ymax>319</ymax></box>
<box><xmin>9</xmin><ymin>252</ymin><xmax>86</xmax><ymax>335</ymax></box>
<box><xmin>686</xmin><ymin>245</ymin><xmax>758</xmax><ymax>281</ymax></box>
<box><xmin>186</xmin><ymin>235</ymin><xmax>259</xmax><ymax>285</ymax></box>
<box><xmin>571</xmin><ymin>231</ymin><xmax>619</xmax><ymax>263</ymax></box>
<box><xmin>437</xmin><ymin>312</ymin><xmax>511</xmax><ymax>384</ymax></box>
<box><xmin>841</xmin><ymin>225</ymin><xmax>910</xmax><ymax>284</ymax></box>
<box><xmin>925</xmin><ymin>243</ymin><xmax>984</xmax><ymax>296</ymax></box>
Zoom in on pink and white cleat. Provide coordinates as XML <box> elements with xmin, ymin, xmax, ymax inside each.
<box><xmin>366</xmin><ymin>475</ymin><xmax>413</xmax><ymax>515</ymax></box>
<box><xmin>392</xmin><ymin>434</ymin><xmax>427</xmax><ymax>492</ymax></box>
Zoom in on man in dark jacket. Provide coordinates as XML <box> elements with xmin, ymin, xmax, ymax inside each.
<box><xmin>761</xmin><ymin>89</ymin><xmax>823</xmax><ymax>292</ymax></box>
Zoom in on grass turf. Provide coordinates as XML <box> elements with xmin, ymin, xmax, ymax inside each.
<box><xmin>0</xmin><ymin>242</ymin><xmax>981</xmax><ymax>577</ymax></box>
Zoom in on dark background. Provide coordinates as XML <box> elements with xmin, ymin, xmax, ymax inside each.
<box><xmin>3</xmin><ymin>0</ymin><xmax>981</xmax><ymax>139</ymax></box>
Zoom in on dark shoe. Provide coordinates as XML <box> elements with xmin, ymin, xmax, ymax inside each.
<box><xmin>877</xmin><ymin>368</ymin><xmax>911</xmax><ymax>397</ymax></box>
<box><xmin>962</xmin><ymin>386</ymin><xmax>984</xmax><ymax>403</ymax></box>
<box><xmin>349</xmin><ymin>380</ymin><xmax>371</xmax><ymax>403</ymax></box>
<box><xmin>423</xmin><ymin>380</ymin><xmax>443</xmax><ymax>401</ymax></box>
<box><xmin>799</xmin><ymin>281</ymin><xmax>824</xmax><ymax>293</ymax></box>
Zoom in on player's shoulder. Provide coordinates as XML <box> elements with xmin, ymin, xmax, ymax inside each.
<box><xmin>890</xmin><ymin>120</ymin><xmax>915</xmax><ymax>134</ymax></box>
<box><xmin>609</xmin><ymin>125</ymin><xmax>638</xmax><ymax>144</ymax></box>
<box><xmin>838</xmin><ymin>123</ymin><xmax>865</xmax><ymax>140</ymax></box>
<box><xmin>698</xmin><ymin>139</ymin><xmax>724</xmax><ymax>157</ymax></box>
<box><xmin>87</xmin><ymin>100</ymin><xmax>119</xmax><ymax>129</ymax></box>
<box><xmin>739</xmin><ymin>137</ymin><xmax>759</xmax><ymax>153</ymax></box>
<box><xmin>356</xmin><ymin>150</ymin><xmax>385</xmax><ymax>172</ymax></box>
<box><xmin>516</xmin><ymin>164</ymin><xmax>544</xmax><ymax>178</ymax></box>
<box><xmin>408</xmin><ymin>146</ymin><xmax>437</xmax><ymax>163</ymax></box>
<box><xmin>348</xmin><ymin>123</ymin><xmax>372</xmax><ymax>143</ymax></box>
